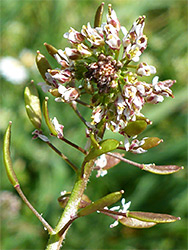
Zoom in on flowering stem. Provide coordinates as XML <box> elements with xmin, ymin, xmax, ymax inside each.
<box><xmin>126</xmin><ymin>64</ymin><xmax>137</xmax><ymax>68</ymax></box>
<box><xmin>46</xmin><ymin>141</ymin><xmax>78</xmax><ymax>172</ymax></box>
<box><xmin>15</xmin><ymin>184</ymin><xmax>54</xmax><ymax>234</ymax></box>
<box><xmin>46</xmin><ymin>159</ymin><xmax>95</xmax><ymax>250</ymax></box>
<box><xmin>60</xmin><ymin>137</ymin><xmax>87</xmax><ymax>155</ymax></box>
<box><xmin>70</xmin><ymin>102</ymin><xmax>88</xmax><ymax>127</ymax></box>
<box><xmin>75</xmin><ymin>99</ymin><xmax>92</xmax><ymax>108</ymax></box>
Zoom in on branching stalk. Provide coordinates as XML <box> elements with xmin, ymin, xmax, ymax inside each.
<box><xmin>46</xmin><ymin>160</ymin><xmax>95</xmax><ymax>250</ymax></box>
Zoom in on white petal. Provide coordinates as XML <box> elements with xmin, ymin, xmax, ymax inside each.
<box><xmin>152</xmin><ymin>76</ymin><xmax>159</xmax><ymax>85</ymax></box>
<box><xmin>124</xmin><ymin>135</ymin><xmax>130</xmax><ymax>151</ymax></box>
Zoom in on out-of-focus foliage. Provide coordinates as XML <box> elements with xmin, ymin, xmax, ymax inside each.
<box><xmin>0</xmin><ymin>0</ymin><xmax>187</xmax><ymax>249</ymax></box>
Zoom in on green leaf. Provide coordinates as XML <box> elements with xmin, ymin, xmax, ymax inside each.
<box><xmin>24</xmin><ymin>81</ymin><xmax>42</xmax><ymax>129</ymax></box>
<box><xmin>36</xmin><ymin>51</ymin><xmax>52</xmax><ymax>81</ymax></box>
<box><xmin>42</xmin><ymin>97</ymin><xmax>57</xmax><ymax>136</ymax></box>
<box><xmin>78</xmin><ymin>190</ymin><xmax>123</xmax><ymax>217</ymax></box>
<box><xmin>142</xmin><ymin>164</ymin><xmax>183</xmax><ymax>175</ymax></box>
<box><xmin>94</xmin><ymin>2</ymin><xmax>104</xmax><ymax>27</ymax></box>
<box><xmin>127</xmin><ymin>211</ymin><xmax>180</xmax><ymax>223</ymax></box>
<box><xmin>119</xmin><ymin>217</ymin><xmax>157</xmax><ymax>228</ymax></box>
<box><xmin>3</xmin><ymin>122</ymin><xmax>19</xmax><ymax>187</ymax></box>
<box><xmin>84</xmin><ymin>139</ymin><xmax>119</xmax><ymax>162</ymax></box>
<box><xmin>124</xmin><ymin>120</ymin><xmax>147</xmax><ymax>137</ymax></box>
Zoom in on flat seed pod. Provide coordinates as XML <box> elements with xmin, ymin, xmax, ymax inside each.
<box><xmin>44</xmin><ymin>43</ymin><xmax>58</xmax><ymax>58</ymax></box>
<box><xmin>36</xmin><ymin>51</ymin><xmax>52</xmax><ymax>81</ymax></box>
<box><xmin>3</xmin><ymin>122</ymin><xmax>19</xmax><ymax>187</ymax></box>
<box><xmin>141</xmin><ymin>137</ymin><xmax>163</xmax><ymax>150</ymax></box>
<box><xmin>128</xmin><ymin>211</ymin><xmax>180</xmax><ymax>223</ymax></box>
<box><xmin>119</xmin><ymin>216</ymin><xmax>156</xmax><ymax>228</ymax></box>
<box><xmin>143</xmin><ymin>164</ymin><xmax>183</xmax><ymax>175</ymax></box>
<box><xmin>42</xmin><ymin>97</ymin><xmax>57</xmax><ymax>136</ymax></box>
<box><xmin>78</xmin><ymin>191</ymin><xmax>123</xmax><ymax>217</ymax></box>
<box><xmin>24</xmin><ymin>81</ymin><xmax>42</xmax><ymax>129</ymax></box>
<box><xmin>94</xmin><ymin>2</ymin><xmax>104</xmax><ymax>27</ymax></box>
<box><xmin>124</xmin><ymin>120</ymin><xmax>147</xmax><ymax>137</ymax></box>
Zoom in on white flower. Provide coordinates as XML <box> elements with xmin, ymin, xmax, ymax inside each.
<box><xmin>55</xmin><ymin>85</ymin><xmax>79</xmax><ymax>103</ymax></box>
<box><xmin>95</xmin><ymin>154</ymin><xmax>108</xmax><ymax>178</ymax></box>
<box><xmin>129</xmin><ymin>137</ymin><xmax>148</xmax><ymax>154</ymax></box>
<box><xmin>110</xmin><ymin>198</ymin><xmax>131</xmax><ymax>228</ymax></box>
<box><xmin>124</xmin><ymin>135</ymin><xmax>130</xmax><ymax>151</ymax></box>
<box><xmin>64</xmin><ymin>27</ymin><xmax>84</xmax><ymax>44</ymax></box>
<box><xmin>81</xmin><ymin>22</ymin><xmax>104</xmax><ymax>47</ymax></box>
<box><xmin>52</xmin><ymin>117</ymin><xmax>64</xmax><ymax>138</ymax></box>
<box><xmin>91</xmin><ymin>106</ymin><xmax>105</xmax><ymax>124</ymax></box>
<box><xmin>137</xmin><ymin>62</ymin><xmax>156</xmax><ymax>76</ymax></box>
<box><xmin>77</xmin><ymin>43</ymin><xmax>92</xmax><ymax>57</ymax></box>
<box><xmin>32</xmin><ymin>130</ymin><xmax>49</xmax><ymax>142</ymax></box>
<box><xmin>107</xmin><ymin>7</ymin><xmax>121</xmax><ymax>31</ymax></box>
<box><xmin>104</xmin><ymin>24</ymin><xmax>121</xmax><ymax>50</ymax></box>
<box><xmin>0</xmin><ymin>56</ymin><xmax>28</xmax><ymax>84</ymax></box>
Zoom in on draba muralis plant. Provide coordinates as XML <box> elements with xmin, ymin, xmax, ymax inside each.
<box><xmin>3</xmin><ymin>3</ymin><xmax>184</xmax><ymax>250</ymax></box>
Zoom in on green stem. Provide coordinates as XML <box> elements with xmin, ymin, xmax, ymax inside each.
<box><xmin>15</xmin><ymin>185</ymin><xmax>54</xmax><ymax>234</ymax></box>
<box><xmin>60</xmin><ymin>137</ymin><xmax>87</xmax><ymax>155</ymax></box>
<box><xmin>45</xmin><ymin>159</ymin><xmax>95</xmax><ymax>250</ymax></box>
<box><xmin>70</xmin><ymin>102</ymin><xmax>88</xmax><ymax>127</ymax></box>
<box><xmin>46</xmin><ymin>141</ymin><xmax>78</xmax><ymax>172</ymax></box>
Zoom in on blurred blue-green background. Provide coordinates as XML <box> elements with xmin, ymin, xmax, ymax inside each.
<box><xmin>0</xmin><ymin>0</ymin><xmax>187</xmax><ymax>249</ymax></box>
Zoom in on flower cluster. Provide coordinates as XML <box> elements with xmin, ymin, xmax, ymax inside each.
<box><xmin>38</xmin><ymin>3</ymin><xmax>175</xmax><ymax>152</ymax></box>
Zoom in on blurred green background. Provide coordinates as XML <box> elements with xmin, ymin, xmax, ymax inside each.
<box><xmin>0</xmin><ymin>0</ymin><xmax>187</xmax><ymax>249</ymax></box>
